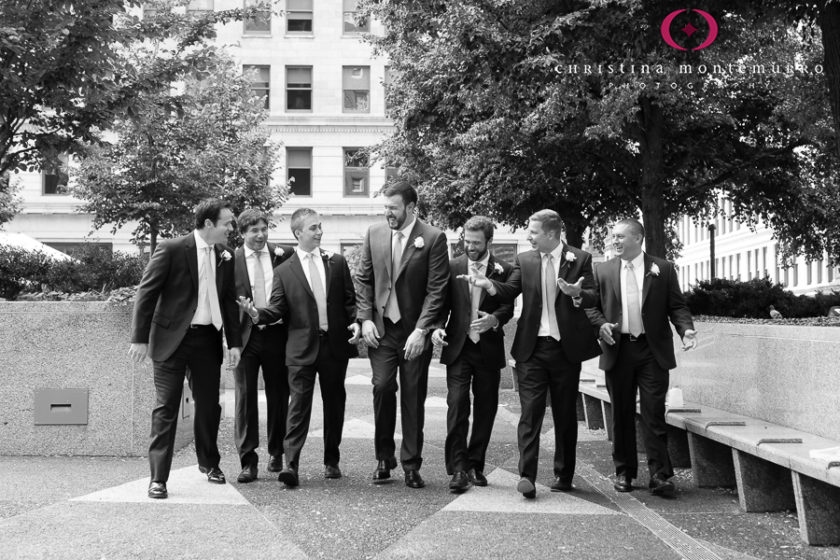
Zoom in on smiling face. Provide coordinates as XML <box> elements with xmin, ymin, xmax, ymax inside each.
<box><xmin>203</xmin><ymin>207</ymin><xmax>235</xmax><ymax>245</ymax></box>
<box><xmin>242</xmin><ymin>219</ymin><xmax>269</xmax><ymax>252</ymax></box>
<box><xmin>295</xmin><ymin>213</ymin><xmax>323</xmax><ymax>252</ymax></box>
<box><xmin>464</xmin><ymin>228</ymin><xmax>490</xmax><ymax>262</ymax></box>
<box><xmin>611</xmin><ymin>222</ymin><xmax>643</xmax><ymax>260</ymax></box>
<box><xmin>525</xmin><ymin>219</ymin><xmax>560</xmax><ymax>254</ymax></box>
<box><xmin>384</xmin><ymin>194</ymin><xmax>414</xmax><ymax>231</ymax></box>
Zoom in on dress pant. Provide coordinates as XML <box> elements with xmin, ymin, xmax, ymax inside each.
<box><xmin>605</xmin><ymin>336</ymin><xmax>672</xmax><ymax>479</ymax></box>
<box><xmin>515</xmin><ymin>337</ymin><xmax>581</xmax><ymax>484</ymax></box>
<box><xmin>369</xmin><ymin>319</ymin><xmax>432</xmax><ymax>471</ymax></box>
<box><xmin>284</xmin><ymin>334</ymin><xmax>348</xmax><ymax>469</ymax></box>
<box><xmin>233</xmin><ymin>324</ymin><xmax>289</xmax><ymax>468</ymax></box>
<box><xmin>149</xmin><ymin>325</ymin><xmax>222</xmax><ymax>483</ymax></box>
<box><xmin>444</xmin><ymin>338</ymin><xmax>500</xmax><ymax>475</ymax></box>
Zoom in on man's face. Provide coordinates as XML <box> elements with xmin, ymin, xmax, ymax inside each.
<box><xmin>464</xmin><ymin>229</ymin><xmax>489</xmax><ymax>262</ymax></box>
<box><xmin>295</xmin><ymin>214</ymin><xmax>323</xmax><ymax>252</ymax></box>
<box><xmin>384</xmin><ymin>194</ymin><xmax>413</xmax><ymax>230</ymax></box>
<box><xmin>242</xmin><ymin>220</ymin><xmax>268</xmax><ymax>252</ymax></box>
<box><xmin>612</xmin><ymin>223</ymin><xmax>643</xmax><ymax>259</ymax></box>
<box><xmin>525</xmin><ymin>220</ymin><xmax>557</xmax><ymax>253</ymax></box>
<box><xmin>204</xmin><ymin>208</ymin><xmax>235</xmax><ymax>245</ymax></box>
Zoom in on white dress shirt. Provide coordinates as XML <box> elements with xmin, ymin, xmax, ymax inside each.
<box><xmin>191</xmin><ymin>230</ymin><xmax>216</xmax><ymax>326</ymax></box>
<box><xmin>619</xmin><ymin>252</ymin><xmax>646</xmax><ymax>334</ymax></box>
<box><xmin>537</xmin><ymin>243</ymin><xmax>564</xmax><ymax>337</ymax></box>
<box><xmin>296</xmin><ymin>246</ymin><xmax>327</xmax><ymax>295</ymax></box>
<box><xmin>393</xmin><ymin>216</ymin><xmax>417</xmax><ymax>259</ymax></box>
<box><xmin>244</xmin><ymin>245</ymin><xmax>273</xmax><ymax>297</ymax></box>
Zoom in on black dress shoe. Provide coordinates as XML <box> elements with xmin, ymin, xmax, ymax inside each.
<box><xmin>148</xmin><ymin>481</ymin><xmax>167</xmax><ymax>499</ymax></box>
<box><xmin>199</xmin><ymin>466</ymin><xmax>226</xmax><ymax>484</ymax></box>
<box><xmin>324</xmin><ymin>465</ymin><xmax>342</xmax><ymax>479</ymax></box>
<box><xmin>614</xmin><ymin>474</ymin><xmax>633</xmax><ymax>492</ymax></box>
<box><xmin>649</xmin><ymin>474</ymin><xmax>675</xmax><ymax>497</ymax></box>
<box><xmin>278</xmin><ymin>467</ymin><xmax>299</xmax><ymax>487</ymax></box>
<box><xmin>372</xmin><ymin>459</ymin><xmax>394</xmax><ymax>483</ymax></box>
<box><xmin>405</xmin><ymin>470</ymin><xmax>425</xmax><ymax>489</ymax></box>
<box><xmin>267</xmin><ymin>455</ymin><xmax>283</xmax><ymax>473</ymax></box>
<box><xmin>550</xmin><ymin>477</ymin><xmax>573</xmax><ymax>492</ymax></box>
<box><xmin>449</xmin><ymin>471</ymin><xmax>471</xmax><ymax>493</ymax></box>
<box><xmin>237</xmin><ymin>465</ymin><xmax>257</xmax><ymax>483</ymax></box>
<box><xmin>517</xmin><ymin>477</ymin><xmax>536</xmax><ymax>499</ymax></box>
<box><xmin>468</xmin><ymin>469</ymin><xmax>488</xmax><ymax>487</ymax></box>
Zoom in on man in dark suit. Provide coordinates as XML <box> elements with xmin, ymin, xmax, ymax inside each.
<box><xmin>231</xmin><ymin>209</ymin><xmax>294</xmax><ymax>483</ymax></box>
<box><xmin>240</xmin><ymin>208</ymin><xmax>359</xmax><ymax>486</ymax></box>
<box><xmin>586</xmin><ymin>218</ymin><xmax>696</xmax><ymax>497</ymax></box>
<box><xmin>431</xmin><ymin>216</ymin><xmax>514</xmax><ymax>493</ymax></box>
<box><xmin>129</xmin><ymin>198</ymin><xmax>242</xmax><ymax>499</ymax></box>
<box><xmin>465</xmin><ymin>209</ymin><xmax>600</xmax><ymax>499</ymax></box>
<box><xmin>357</xmin><ymin>181</ymin><xmax>449</xmax><ymax>489</ymax></box>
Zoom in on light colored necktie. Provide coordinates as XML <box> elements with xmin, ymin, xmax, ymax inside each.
<box><xmin>385</xmin><ymin>231</ymin><xmax>404</xmax><ymax>323</ymax></box>
<box><xmin>543</xmin><ymin>254</ymin><xmax>560</xmax><ymax>341</ymax></box>
<box><xmin>468</xmin><ymin>262</ymin><xmax>483</xmax><ymax>343</ymax></box>
<box><xmin>625</xmin><ymin>262</ymin><xmax>643</xmax><ymax>337</ymax></box>
<box><xmin>205</xmin><ymin>247</ymin><xmax>223</xmax><ymax>330</ymax></box>
<box><xmin>308</xmin><ymin>253</ymin><xmax>329</xmax><ymax>331</ymax></box>
<box><xmin>252</xmin><ymin>251</ymin><xmax>267</xmax><ymax>308</ymax></box>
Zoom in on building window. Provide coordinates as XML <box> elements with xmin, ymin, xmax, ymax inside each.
<box><xmin>286</xmin><ymin>66</ymin><xmax>312</xmax><ymax>111</ymax></box>
<box><xmin>187</xmin><ymin>0</ymin><xmax>214</xmax><ymax>17</ymax></box>
<box><xmin>244</xmin><ymin>0</ymin><xmax>271</xmax><ymax>33</ymax></box>
<box><xmin>42</xmin><ymin>154</ymin><xmax>69</xmax><ymax>195</ymax></box>
<box><xmin>286</xmin><ymin>148</ymin><xmax>312</xmax><ymax>196</ymax></box>
<box><xmin>343</xmin><ymin>0</ymin><xmax>369</xmax><ymax>33</ymax></box>
<box><xmin>244</xmin><ymin>65</ymin><xmax>270</xmax><ymax>109</ymax></box>
<box><xmin>287</xmin><ymin>0</ymin><xmax>312</xmax><ymax>32</ymax></box>
<box><xmin>342</xmin><ymin>66</ymin><xmax>370</xmax><ymax>113</ymax></box>
<box><xmin>384</xmin><ymin>166</ymin><xmax>399</xmax><ymax>186</ymax></box>
<box><xmin>492</xmin><ymin>243</ymin><xmax>518</xmax><ymax>266</ymax></box>
<box><xmin>343</xmin><ymin>148</ymin><xmax>369</xmax><ymax>196</ymax></box>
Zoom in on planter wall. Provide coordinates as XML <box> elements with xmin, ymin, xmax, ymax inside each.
<box><xmin>0</xmin><ymin>302</ymin><xmax>192</xmax><ymax>456</ymax></box>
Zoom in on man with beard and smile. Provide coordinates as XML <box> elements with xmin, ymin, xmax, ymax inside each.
<box><xmin>586</xmin><ymin>218</ymin><xmax>696</xmax><ymax>497</ymax></box>
<box><xmin>356</xmin><ymin>181</ymin><xmax>449</xmax><ymax>489</ymax></box>
<box><xmin>431</xmin><ymin>216</ymin><xmax>514</xmax><ymax>493</ymax></box>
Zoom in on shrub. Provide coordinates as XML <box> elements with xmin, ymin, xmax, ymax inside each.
<box><xmin>0</xmin><ymin>244</ymin><xmax>53</xmax><ymax>299</ymax></box>
<box><xmin>685</xmin><ymin>277</ymin><xmax>840</xmax><ymax>318</ymax></box>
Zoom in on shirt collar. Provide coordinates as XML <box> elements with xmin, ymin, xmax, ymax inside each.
<box><xmin>296</xmin><ymin>246</ymin><xmax>321</xmax><ymax>261</ymax></box>
<box><xmin>542</xmin><ymin>243</ymin><xmax>564</xmax><ymax>261</ymax></box>
<box><xmin>621</xmin><ymin>252</ymin><xmax>645</xmax><ymax>270</ymax></box>
<box><xmin>193</xmin><ymin>230</ymin><xmax>211</xmax><ymax>251</ymax></box>
<box><xmin>468</xmin><ymin>252</ymin><xmax>490</xmax><ymax>271</ymax></box>
<box><xmin>394</xmin><ymin>216</ymin><xmax>416</xmax><ymax>240</ymax></box>
<box><xmin>244</xmin><ymin>245</ymin><xmax>267</xmax><ymax>258</ymax></box>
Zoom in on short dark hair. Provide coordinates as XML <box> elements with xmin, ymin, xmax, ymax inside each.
<box><xmin>290</xmin><ymin>208</ymin><xmax>319</xmax><ymax>239</ymax></box>
<box><xmin>528</xmin><ymin>209</ymin><xmax>564</xmax><ymax>238</ymax></box>
<box><xmin>237</xmin><ymin>208</ymin><xmax>269</xmax><ymax>234</ymax></box>
<box><xmin>616</xmin><ymin>217</ymin><xmax>645</xmax><ymax>238</ymax></box>
<box><xmin>380</xmin><ymin>180</ymin><xmax>418</xmax><ymax>207</ymax></box>
<box><xmin>195</xmin><ymin>198</ymin><xmax>229</xmax><ymax>230</ymax></box>
<box><xmin>463</xmin><ymin>215</ymin><xmax>495</xmax><ymax>242</ymax></box>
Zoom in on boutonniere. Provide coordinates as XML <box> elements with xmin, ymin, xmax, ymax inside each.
<box><xmin>218</xmin><ymin>250</ymin><xmax>232</xmax><ymax>266</ymax></box>
<box><xmin>564</xmin><ymin>251</ymin><xmax>576</xmax><ymax>263</ymax></box>
<box><xmin>321</xmin><ymin>249</ymin><xmax>334</xmax><ymax>260</ymax></box>
<box><xmin>647</xmin><ymin>263</ymin><xmax>660</xmax><ymax>277</ymax></box>
<box><xmin>413</xmin><ymin>237</ymin><xmax>425</xmax><ymax>249</ymax></box>
<box><xmin>274</xmin><ymin>247</ymin><xmax>285</xmax><ymax>258</ymax></box>
<box><xmin>493</xmin><ymin>262</ymin><xmax>504</xmax><ymax>275</ymax></box>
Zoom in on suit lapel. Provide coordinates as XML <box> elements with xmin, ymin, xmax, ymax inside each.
<box><xmin>642</xmin><ymin>253</ymin><xmax>653</xmax><ymax>305</ymax></box>
<box><xmin>396</xmin><ymin>220</ymin><xmax>423</xmax><ymax>281</ymax></box>
<box><xmin>459</xmin><ymin>256</ymin><xmax>472</xmax><ymax>310</ymax></box>
<box><xmin>378</xmin><ymin>227</ymin><xmax>393</xmax><ymax>284</ymax></box>
<box><xmin>322</xmin><ymin>251</ymin><xmax>332</xmax><ymax>295</ymax></box>
<box><xmin>478</xmin><ymin>254</ymin><xmax>494</xmax><ymax>307</ymax></box>
<box><xmin>289</xmin><ymin>253</ymin><xmax>315</xmax><ymax>300</ymax></box>
<box><xmin>235</xmin><ymin>247</ymin><xmax>251</xmax><ymax>299</ymax></box>
<box><xmin>213</xmin><ymin>245</ymin><xmax>225</xmax><ymax>292</ymax></box>
<box><xmin>557</xmin><ymin>244</ymin><xmax>571</xmax><ymax>281</ymax></box>
<box><xmin>185</xmin><ymin>234</ymin><xmax>199</xmax><ymax>292</ymax></box>
<box><xmin>611</xmin><ymin>257</ymin><xmax>622</xmax><ymax>304</ymax></box>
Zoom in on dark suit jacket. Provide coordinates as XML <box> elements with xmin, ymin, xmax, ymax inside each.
<box><xmin>130</xmin><ymin>233</ymin><xmax>241</xmax><ymax>362</ymax></box>
<box><xmin>492</xmin><ymin>244</ymin><xmax>601</xmax><ymax>364</ymax></box>
<box><xmin>439</xmin><ymin>254</ymin><xmax>514</xmax><ymax>370</ymax></box>
<box><xmin>234</xmin><ymin>242</ymin><xmax>294</xmax><ymax>349</ymax></box>
<box><xmin>586</xmin><ymin>254</ymin><xmax>695</xmax><ymax>371</ymax></box>
<box><xmin>356</xmin><ymin>219</ymin><xmax>449</xmax><ymax>335</ymax></box>
<box><xmin>258</xmin><ymin>249</ymin><xmax>358</xmax><ymax>367</ymax></box>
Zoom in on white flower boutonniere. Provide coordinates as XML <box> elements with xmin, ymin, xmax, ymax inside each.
<box><xmin>414</xmin><ymin>237</ymin><xmax>425</xmax><ymax>249</ymax></box>
<box><xmin>493</xmin><ymin>262</ymin><xmax>504</xmax><ymax>275</ymax></box>
<box><xmin>648</xmin><ymin>263</ymin><xmax>661</xmax><ymax>277</ymax></box>
<box><xmin>565</xmin><ymin>251</ymin><xmax>576</xmax><ymax>263</ymax></box>
<box><xmin>321</xmin><ymin>250</ymin><xmax>334</xmax><ymax>259</ymax></box>
<box><xmin>219</xmin><ymin>250</ymin><xmax>232</xmax><ymax>265</ymax></box>
<box><xmin>274</xmin><ymin>247</ymin><xmax>285</xmax><ymax>258</ymax></box>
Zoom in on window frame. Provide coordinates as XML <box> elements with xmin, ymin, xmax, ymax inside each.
<box><xmin>243</xmin><ymin>64</ymin><xmax>271</xmax><ymax>109</ymax></box>
<box><xmin>343</xmin><ymin>148</ymin><xmax>369</xmax><ymax>197</ymax></box>
<box><xmin>286</xmin><ymin>147</ymin><xmax>312</xmax><ymax>197</ymax></box>
<box><xmin>285</xmin><ymin>66</ymin><xmax>313</xmax><ymax>112</ymax></box>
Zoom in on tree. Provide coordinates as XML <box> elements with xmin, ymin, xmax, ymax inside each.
<box><xmin>363</xmin><ymin>0</ymin><xmax>835</xmax><ymax>262</ymax></box>
<box><xmin>73</xmin><ymin>50</ymin><xmax>286</xmax><ymax>254</ymax></box>
<box><xmin>0</xmin><ymin>171</ymin><xmax>22</xmax><ymax>226</ymax></box>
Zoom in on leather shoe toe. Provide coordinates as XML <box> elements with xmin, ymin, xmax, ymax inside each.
<box><xmin>448</xmin><ymin>471</ymin><xmax>470</xmax><ymax>493</ymax></box>
<box><xmin>614</xmin><ymin>475</ymin><xmax>633</xmax><ymax>493</ymax></box>
<box><xmin>469</xmin><ymin>469</ymin><xmax>488</xmax><ymax>487</ymax></box>
<box><xmin>324</xmin><ymin>465</ymin><xmax>342</xmax><ymax>479</ymax></box>
<box><xmin>278</xmin><ymin>467</ymin><xmax>299</xmax><ymax>487</ymax></box>
<box><xmin>237</xmin><ymin>465</ymin><xmax>257</xmax><ymax>484</ymax></box>
<box><xmin>405</xmin><ymin>470</ymin><xmax>425</xmax><ymax>489</ymax></box>
<box><xmin>550</xmin><ymin>477</ymin><xmax>573</xmax><ymax>492</ymax></box>
<box><xmin>266</xmin><ymin>456</ymin><xmax>283</xmax><ymax>473</ymax></box>
<box><xmin>372</xmin><ymin>460</ymin><xmax>392</xmax><ymax>483</ymax></box>
<box><xmin>148</xmin><ymin>481</ymin><xmax>167</xmax><ymax>499</ymax></box>
<box><xmin>649</xmin><ymin>474</ymin><xmax>675</xmax><ymax>497</ymax></box>
<box><xmin>200</xmin><ymin>466</ymin><xmax>226</xmax><ymax>484</ymax></box>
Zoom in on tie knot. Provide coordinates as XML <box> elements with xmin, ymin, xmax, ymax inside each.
<box><xmin>205</xmin><ymin>247</ymin><xmax>213</xmax><ymax>254</ymax></box>
<box><xmin>472</xmin><ymin>262</ymin><xmax>483</xmax><ymax>272</ymax></box>
<box><xmin>395</xmin><ymin>231</ymin><xmax>404</xmax><ymax>240</ymax></box>
<box><xmin>544</xmin><ymin>253</ymin><xmax>553</xmax><ymax>262</ymax></box>
<box><xmin>625</xmin><ymin>262</ymin><xmax>635</xmax><ymax>270</ymax></box>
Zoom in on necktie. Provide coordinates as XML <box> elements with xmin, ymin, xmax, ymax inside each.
<box><xmin>385</xmin><ymin>231</ymin><xmax>404</xmax><ymax>323</ymax></box>
<box><xmin>468</xmin><ymin>262</ymin><xmax>483</xmax><ymax>343</ymax></box>
<box><xmin>252</xmin><ymin>251</ymin><xmax>267</xmax><ymax>308</ymax></box>
<box><xmin>625</xmin><ymin>262</ymin><xmax>643</xmax><ymax>336</ymax></box>
<box><xmin>205</xmin><ymin>247</ymin><xmax>223</xmax><ymax>331</ymax></box>
<box><xmin>308</xmin><ymin>253</ymin><xmax>329</xmax><ymax>331</ymax></box>
<box><xmin>543</xmin><ymin>254</ymin><xmax>560</xmax><ymax>341</ymax></box>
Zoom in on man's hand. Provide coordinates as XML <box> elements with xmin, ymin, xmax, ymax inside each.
<box><xmin>361</xmin><ymin>319</ymin><xmax>381</xmax><ymax>348</ymax></box>
<box><xmin>470</xmin><ymin>311</ymin><xmax>498</xmax><ymax>334</ymax></box>
<box><xmin>556</xmin><ymin>277</ymin><xmax>584</xmax><ymax>298</ymax></box>
<box><xmin>237</xmin><ymin>296</ymin><xmax>259</xmax><ymax>322</ymax></box>
<box><xmin>227</xmin><ymin>347</ymin><xmax>242</xmax><ymax>369</ymax></box>
<box><xmin>404</xmin><ymin>328</ymin><xmax>427</xmax><ymax>360</ymax></box>
<box><xmin>431</xmin><ymin>328</ymin><xmax>448</xmax><ymax>348</ymax></box>
<box><xmin>599</xmin><ymin>323</ymin><xmax>618</xmax><ymax>346</ymax></box>
<box><xmin>682</xmin><ymin>329</ymin><xmax>697</xmax><ymax>351</ymax></box>
<box><xmin>456</xmin><ymin>273</ymin><xmax>492</xmax><ymax>291</ymax></box>
<box><xmin>347</xmin><ymin>322</ymin><xmax>361</xmax><ymax>344</ymax></box>
<box><xmin>128</xmin><ymin>343</ymin><xmax>149</xmax><ymax>364</ymax></box>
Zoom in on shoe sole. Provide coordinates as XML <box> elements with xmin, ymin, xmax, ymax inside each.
<box><xmin>614</xmin><ymin>485</ymin><xmax>633</xmax><ymax>492</ymax></box>
<box><xmin>148</xmin><ymin>492</ymin><xmax>167</xmax><ymax>499</ymax></box>
<box><xmin>551</xmin><ymin>485</ymin><xmax>573</xmax><ymax>493</ymax></box>
<box><xmin>237</xmin><ymin>476</ymin><xmax>257</xmax><ymax>483</ymax></box>
<box><xmin>517</xmin><ymin>479</ymin><xmax>536</xmax><ymax>498</ymax></box>
<box><xmin>325</xmin><ymin>473</ymin><xmax>342</xmax><ymax>479</ymax></box>
<box><xmin>278</xmin><ymin>473</ymin><xmax>299</xmax><ymax>487</ymax></box>
<box><xmin>651</xmin><ymin>482</ymin><xmax>675</xmax><ymax>496</ymax></box>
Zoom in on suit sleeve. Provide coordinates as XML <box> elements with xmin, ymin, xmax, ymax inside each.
<box><xmin>492</xmin><ymin>263</ymin><xmax>515</xmax><ymax>327</ymax></box>
<box><xmin>414</xmin><ymin>231</ymin><xmax>449</xmax><ymax>332</ymax></box>
<box><xmin>355</xmin><ymin>228</ymin><xmax>374</xmax><ymax>322</ymax></box>
<box><xmin>489</xmin><ymin>256</ymin><xmax>523</xmax><ymax>303</ymax></box>
<box><xmin>221</xmin><ymin>250</ymin><xmax>242</xmax><ymax>349</ymax></box>
<box><xmin>258</xmin><ymin>267</ymin><xmax>289</xmax><ymax>325</ymax></box>
<box><xmin>130</xmin><ymin>241</ymin><xmax>172</xmax><ymax>343</ymax></box>
<box><xmin>577</xmin><ymin>252</ymin><xmax>598</xmax><ymax>309</ymax></box>
<box><xmin>341</xmin><ymin>257</ymin><xmax>357</xmax><ymax>323</ymax></box>
<box><xmin>584</xmin><ymin>264</ymin><xmax>608</xmax><ymax>327</ymax></box>
<box><xmin>666</xmin><ymin>262</ymin><xmax>695</xmax><ymax>337</ymax></box>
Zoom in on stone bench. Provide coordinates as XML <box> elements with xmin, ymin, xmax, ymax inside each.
<box><xmin>575</xmin><ymin>367</ymin><xmax>840</xmax><ymax>546</ymax></box>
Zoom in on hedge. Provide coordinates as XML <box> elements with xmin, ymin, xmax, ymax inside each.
<box><xmin>684</xmin><ymin>278</ymin><xmax>840</xmax><ymax>319</ymax></box>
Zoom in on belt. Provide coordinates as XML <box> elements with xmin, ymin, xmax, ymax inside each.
<box><xmin>537</xmin><ymin>336</ymin><xmax>560</xmax><ymax>343</ymax></box>
<box><xmin>620</xmin><ymin>333</ymin><xmax>646</xmax><ymax>342</ymax></box>
<box><xmin>189</xmin><ymin>324</ymin><xmax>217</xmax><ymax>330</ymax></box>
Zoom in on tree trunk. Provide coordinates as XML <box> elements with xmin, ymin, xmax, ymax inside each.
<box><xmin>150</xmin><ymin>228</ymin><xmax>158</xmax><ymax>255</ymax></box>
<box><xmin>820</xmin><ymin>2</ymin><xmax>840</xmax><ymax>158</ymax></box>
<box><xmin>638</xmin><ymin>97</ymin><xmax>667</xmax><ymax>258</ymax></box>
<box><xmin>564</xmin><ymin>219</ymin><xmax>585</xmax><ymax>249</ymax></box>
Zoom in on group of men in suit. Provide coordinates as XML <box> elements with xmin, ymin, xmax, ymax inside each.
<box><xmin>129</xmin><ymin>185</ymin><xmax>697</xmax><ymax>501</ymax></box>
